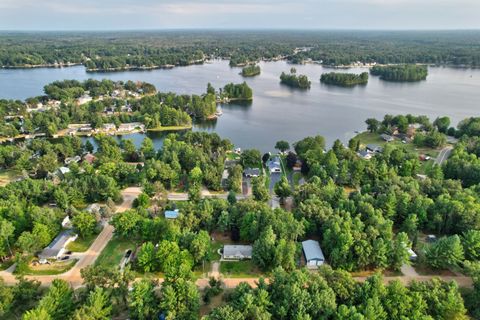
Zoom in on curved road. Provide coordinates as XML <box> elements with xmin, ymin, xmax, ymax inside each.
<box><xmin>435</xmin><ymin>146</ymin><xmax>453</xmax><ymax>165</ymax></box>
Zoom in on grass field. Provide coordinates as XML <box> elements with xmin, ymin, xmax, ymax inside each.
<box><xmin>220</xmin><ymin>260</ymin><xmax>262</xmax><ymax>278</ymax></box>
<box><xmin>24</xmin><ymin>259</ymin><xmax>77</xmax><ymax>275</ymax></box>
<box><xmin>66</xmin><ymin>232</ymin><xmax>99</xmax><ymax>252</ymax></box>
<box><xmin>0</xmin><ymin>169</ymin><xmax>23</xmax><ymax>187</ymax></box>
<box><xmin>95</xmin><ymin>237</ymin><xmax>136</xmax><ymax>269</ymax></box>
<box><xmin>147</xmin><ymin>125</ymin><xmax>192</xmax><ymax>132</ymax></box>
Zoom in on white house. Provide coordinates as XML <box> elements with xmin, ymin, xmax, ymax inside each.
<box><xmin>77</xmin><ymin>94</ymin><xmax>93</xmax><ymax>105</ymax></box>
<box><xmin>38</xmin><ymin>231</ymin><xmax>78</xmax><ymax>264</ymax></box>
<box><xmin>268</xmin><ymin>156</ymin><xmax>282</xmax><ymax>173</ymax></box>
<box><xmin>302</xmin><ymin>240</ymin><xmax>325</xmax><ymax>269</ymax></box>
<box><xmin>118</xmin><ymin>122</ymin><xmax>145</xmax><ymax>132</ymax></box>
<box><xmin>222</xmin><ymin>245</ymin><xmax>253</xmax><ymax>260</ymax></box>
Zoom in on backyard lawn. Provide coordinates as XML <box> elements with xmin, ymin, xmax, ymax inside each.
<box><xmin>23</xmin><ymin>259</ymin><xmax>77</xmax><ymax>276</ymax></box>
<box><xmin>95</xmin><ymin>237</ymin><xmax>136</xmax><ymax>269</ymax></box>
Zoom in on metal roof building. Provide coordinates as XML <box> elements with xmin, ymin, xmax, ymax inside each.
<box><xmin>302</xmin><ymin>240</ymin><xmax>325</xmax><ymax>269</ymax></box>
<box><xmin>165</xmin><ymin>209</ymin><xmax>179</xmax><ymax>219</ymax></box>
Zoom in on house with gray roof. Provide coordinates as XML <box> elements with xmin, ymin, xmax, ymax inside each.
<box><xmin>38</xmin><ymin>230</ymin><xmax>77</xmax><ymax>264</ymax></box>
<box><xmin>302</xmin><ymin>240</ymin><xmax>325</xmax><ymax>269</ymax></box>
<box><xmin>243</xmin><ymin>168</ymin><xmax>260</xmax><ymax>178</ymax></box>
<box><xmin>222</xmin><ymin>245</ymin><xmax>253</xmax><ymax>260</ymax></box>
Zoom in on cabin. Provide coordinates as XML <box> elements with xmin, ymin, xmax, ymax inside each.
<box><xmin>243</xmin><ymin>168</ymin><xmax>260</xmax><ymax>178</ymax></box>
<box><xmin>38</xmin><ymin>230</ymin><xmax>77</xmax><ymax>264</ymax></box>
<box><xmin>165</xmin><ymin>209</ymin><xmax>180</xmax><ymax>219</ymax></box>
<box><xmin>222</xmin><ymin>245</ymin><xmax>253</xmax><ymax>260</ymax></box>
<box><xmin>302</xmin><ymin>240</ymin><xmax>325</xmax><ymax>269</ymax></box>
<box><xmin>366</xmin><ymin>144</ymin><xmax>383</xmax><ymax>153</ymax></box>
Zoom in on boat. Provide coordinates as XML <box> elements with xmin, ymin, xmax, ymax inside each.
<box><xmin>215</xmin><ymin>108</ymin><xmax>223</xmax><ymax>116</ymax></box>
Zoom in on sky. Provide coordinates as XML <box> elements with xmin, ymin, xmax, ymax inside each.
<box><xmin>1</xmin><ymin>0</ymin><xmax>479</xmax><ymax>31</ymax></box>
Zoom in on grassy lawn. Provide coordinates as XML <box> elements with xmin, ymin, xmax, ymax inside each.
<box><xmin>0</xmin><ymin>169</ymin><xmax>23</xmax><ymax>187</ymax></box>
<box><xmin>24</xmin><ymin>259</ymin><xmax>77</xmax><ymax>275</ymax></box>
<box><xmin>66</xmin><ymin>232</ymin><xmax>99</xmax><ymax>252</ymax></box>
<box><xmin>147</xmin><ymin>125</ymin><xmax>192</xmax><ymax>132</ymax></box>
<box><xmin>95</xmin><ymin>237</ymin><xmax>136</xmax><ymax>269</ymax></box>
<box><xmin>220</xmin><ymin>260</ymin><xmax>262</xmax><ymax>278</ymax></box>
<box><xmin>226</xmin><ymin>152</ymin><xmax>241</xmax><ymax>161</ymax></box>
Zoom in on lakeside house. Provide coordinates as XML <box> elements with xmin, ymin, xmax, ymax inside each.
<box><xmin>222</xmin><ymin>245</ymin><xmax>253</xmax><ymax>260</ymax></box>
<box><xmin>83</xmin><ymin>153</ymin><xmax>96</xmax><ymax>164</ymax></box>
<box><xmin>243</xmin><ymin>168</ymin><xmax>260</xmax><ymax>178</ymax></box>
<box><xmin>102</xmin><ymin>123</ymin><xmax>116</xmax><ymax>132</ymax></box>
<box><xmin>380</xmin><ymin>134</ymin><xmax>395</xmax><ymax>142</ymax></box>
<box><xmin>165</xmin><ymin>209</ymin><xmax>180</xmax><ymax>219</ymax></box>
<box><xmin>357</xmin><ymin>150</ymin><xmax>372</xmax><ymax>160</ymax></box>
<box><xmin>268</xmin><ymin>156</ymin><xmax>282</xmax><ymax>173</ymax></box>
<box><xmin>118</xmin><ymin>122</ymin><xmax>145</xmax><ymax>132</ymax></box>
<box><xmin>38</xmin><ymin>230</ymin><xmax>77</xmax><ymax>264</ymax></box>
<box><xmin>366</xmin><ymin>144</ymin><xmax>383</xmax><ymax>153</ymax></box>
<box><xmin>302</xmin><ymin>240</ymin><xmax>325</xmax><ymax>269</ymax></box>
<box><xmin>77</xmin><ymin>94</ymin><xmax>93</xmax><ymax>105</ymax></box>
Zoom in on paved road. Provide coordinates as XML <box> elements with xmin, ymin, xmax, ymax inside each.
<box><xmin>435</xmin><ymin>146</ymin><xmax>453</xmax><ymax>165</ymax></box>
<box><xmin>167</xmin><ymin>192</ymin><xmax>247</xmax><ymax>201</ymax></box>
<box><xmin>0</xmin><ymin>187</ymin><xmax>142</xmax><ymax>288</ymax></box>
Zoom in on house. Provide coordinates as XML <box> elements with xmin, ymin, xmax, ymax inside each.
<box><xmin>165</xmin><ymin>209</ymin><xmax>179</xmax><ymax>219</ymax></box>
<box><xmin>102</xmin><ymin>123</ymin><xmax>116</xmax><ymax>132</ymax></box>
<box><xmin>38</xmin><ymin>230</ymin><xmax>78</xmax><ymax>264</ymax></box>
<box><xmin>78</xmin><ymin>125</ymin><xmax>93</xmax><ymax>133</ymax></box>
<box><xmin>77</xmin><ymin>94</ymin><xmax>93</xmax><ymax>105</ymax></box>
<box><xmin>302</xmin><ymin>240</ymin><xmax>325</xmax><ymax>269</ymax></box>
<box><xmin>366</xmin><ymin>144</ymin><xmax>383</xmax><ymax>153</ymax></box>
<box><xmin>243</xmin><ymin>168</ymin><xmax>260</xmax><ymax>178</ymax></box>
<box><xmin>221</xmin><ymin>169</ymin><xmax>230</xmax><ymax>189</ymax></box>
<box><xmin>268</xmin><ymin>156</ymin><xmax>282</xmax><ymax>173</ymax></box>
<box><xmin>64</xmin><ymin>155</ymin><xmax>81</xmax><ymax>165</ymax></box>
<box><xmin>234</xmin><ymin>148</ymin><xmax>242</xmax><ymax>154</ymax></box>
<box><xmin>380</xmin><ymin>134</ymin><xmax>394</xmax><ymax>142</ymax></box>
<box><xmin>408</xmin><ymin>248</ymin><xmax>418</xmax><ymax>261</ymax></box>
<box><xmin>61</xmin><ymin>216</ymin><xmax>72</xmax><ymax>228</ymax></box>
<box><xmin>222</xmin><ymin>245</ymin><xmax>253</xmax><ymax>260</ymax></box>
<box><xmin>86</xmin><ymin>203</ymin><xmax>101</xmax><ymax>214</ymax></box>
<box><xmin>357</xmin><ymin>150</ymin><xmax>372</xmax><ymax>160</ymax></box>
<box><xmin>118</xmin><ymin>122</ymin><xmax>145</xmax><ymax>132</ymax></box>
<box><xmin>83</xmin><ymin>153</ymin><xmax>96</xmax><ymax>164</ymax></box>
<box><xmin>407</xmin><ymin>125</ymin><xmax>417</xmax><ymax>138</ymax></box>
<box><xmin>56</xmin><ymin>167</ymin><xmax>70</xmax><ymax>179</ymax></box>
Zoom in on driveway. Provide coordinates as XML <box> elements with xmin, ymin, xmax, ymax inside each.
<box><xmin>435</xmin><ymin>146</ymin><xmax>453</xmax><ymax>165</ymax></box>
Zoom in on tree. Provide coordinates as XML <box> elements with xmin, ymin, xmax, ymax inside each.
<box><xmin>275</xmin><ymin>141</ymin><xmax>290</xmax><ymax>153</ymax></box>
<box><xmin>133</xmin><ymin>193</ymin><xmax>150</xmax><ymax>209</ymax></box>
<box><xmin>22</xmin><ymin>308</ymin><xmax>52</xmax><ymax>320</ymax></box>
<box><xmin>389</xmin><ymin>232</ymin><xmax>410</xmax><ymax>271</ymax></box>
<box><xmin>111</xmin><ymin>210</ymin><xmax>142</xmax><ymax>239</ymax></box>
<box><xmin>252</xmin><ymin>176</ymin><xmax>270</xmax><ymax>202</ymax></box>
<box><xmin>252</xmin><ymin>226</ymin><xmax>276</xmax><ymax>270</ymax></box>
<box><xmin>433</xmin><ymin>116</ymin><xmax>451</xmax><ymax>133</ymax></box>
<box><xmin>140</xmin><ymin>137</ymin><xmax>156</xmax><ymax>160</ymax></box>
<box><xmin>426</xmin><ymin>235</ymin><xmax>464</xmax><ymax>269</ymax></box>
<box><xmin>74</xmin><ymin>287</ymin><xmax>111</xmax><ymax>320</ymax></box>
<box><xmin>160</xmin><ymin>278</ymin><xmax>199</xmax><ymax>320</ymax></box>
<box><xmin>241</xmin><ymin>149</ymin><xmax>261</xmax><ymax>168</ymax></box>
<box><xmin>461</xmin><ymin>230</ymin><xmax>480</xmax><ymax>261</ymax></box>
<box><xmin>274</xmin><ymin>176</ymin><xmax>291</xmax><ymax>203</ymax></box>
<box><xmin>72</xmin><ymin>212</ymin><xmax>97</xmax><ymax>238</ymax></box>
<box><xmin>365</xmin><ymin>118</ymin><xmax>380</xmax><ymax>133</ymax></box>
<box><xmin>37</xmin><ymin>279</ymin><xmax>74</xmax><ymax>320</ymax></box>
<box><xmin>136</xmin><ymin>242</ymin><xmax>157</xmax><ymax>273</ymax></box>
<box><xmin>0</xmin><ymin>219</ymin><xmax>14</xmax><ymax>257</ymax></box>
<box><xmin>188</xmin><ymin>230</ymin><xmax>211</xmax><ymax>265</ymax></box>
<box><xmin>0</xmin><ymin>278</ymin><xmax>13</xmax><ymax>317</ymax></box>
<box><xmin>128</xmin><ymin>279</ymin><xmax>158</xmax><ymax>320</ymax></box>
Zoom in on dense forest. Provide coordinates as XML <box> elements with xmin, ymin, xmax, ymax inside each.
<box><xmin>320</xmin><ymin>72</ymin><xmax>369</xmax><ymax>87</ymax></box>
<box><xmin>241</xmin><ymin>65</ymin><xmax>261</xmax><ymax>77</ymax></box>
<box><xmin>1</xmin><ymin>30</ymin><xmax>480</xmax><ymax>71</ymax></box>
<box><xmin>280</xmin><ymin>68</ymin><xmax>311</xmax><ymax>89</ymax></box>
<box><xmin>370</xmin><ymin>65</ymin><xmax>428</xmax><ymax>82</ymax></box>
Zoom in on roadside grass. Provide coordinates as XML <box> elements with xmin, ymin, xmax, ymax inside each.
<box><xmin>220</xmin><ymin>260</ymin><xmax>262</xmax><ymax>278</ymax></box>
<box><xmin>95</xmin><ymin>237</ymin><xmax>136</xmax><ymax>269</ymax></box>
<box><xmin>66</xmin><ymin>232</ymin><xmax>99</xmax><ymax>252</ymax></box>
<box><xmin>24</xmin><ymin>259</ymin><xmax>77</xmax><ymax>275</ymax></box>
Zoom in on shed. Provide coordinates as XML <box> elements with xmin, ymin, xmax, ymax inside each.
<box><xmin>165</xmin><ymin>209</ymin><xmax>179</xmax><ymax>219</ymax></box>
<box><xmin>302</xmin><ymin>240</ymin><xmax>325</xmax><ymax>269</ymax></box>
<box><xmin>223</xmin><ymin>245</ymin><xmax>253</xmax><ymax>260</ymax></box>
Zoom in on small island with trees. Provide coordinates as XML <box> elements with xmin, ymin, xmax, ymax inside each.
<box><xmin>320</xmin><ymin>72</ymin><xmax>369</xmax><ymax>87</ymax></box>
<box><xmin>241</xmin><ymin>65</ymin><xmax>261</xmax><ymax>77</ymax></box>
<box><xmin>280</xmin><ymin>68</ymin><xmax>311</xmax><ymax>89</ymax></box>
<box><xmin>220</xmin><ymin>82</ymin><xmax>253</xmax><ymax>102</ymax></box>
<box><xmin>370</xmin><ymin>64</ymin><xmax>428</xmax><ymax>82</ymax></box>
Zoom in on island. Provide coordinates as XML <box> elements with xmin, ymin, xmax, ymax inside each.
<box><xmin>220</xmin><ymin>82</ymin><xmax>253</xmax><ymax>101</ymax></box>
<box><xmin>241</xmin><ymin>64</ymin><xmax>261</xmax><ymax>77</ymax></box>
<box><xmin>280</xmin><ymin>68</ymin><xmax>311</xmax><ymax>89</ymax></box>
<box><xmin>370</xmin><ymin>64</ymin><xmax>428</xmax><ymax>82</ymax></box>
<box><xmin>320</xmin><ymin>72</ymin><xmax>369</xmax><ymax>87</ymax></box>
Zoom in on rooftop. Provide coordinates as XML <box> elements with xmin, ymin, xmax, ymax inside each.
<box><xmin>302</xmin><ymin>240</ymin><xmax>325</xmax><ymax>262</ymax></box>
<box><xmin>165</xmin><ymin>209</ymin><xmax>179</xmax><ymax>219</ymax></box>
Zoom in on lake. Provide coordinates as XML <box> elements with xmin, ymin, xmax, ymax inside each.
<box><xmin>1</xmin><ymin>60</ymin><xmax>479</xmax><ymax>152</ymax></box>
